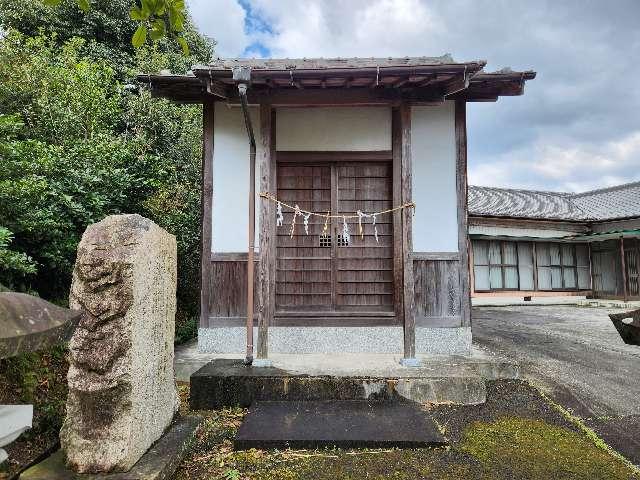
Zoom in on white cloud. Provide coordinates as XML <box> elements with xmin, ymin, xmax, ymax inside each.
<box><xmin>469</xmin><ymin>131</ymin><xmax>640</xmax><ymax>192</ymax></box>
<box><xmin>188</xmin><ymin>0</ymin><xmax>249</xmax><ymax>57</ymax></box>
<box><xmin>189</xmin><ymin>0</ymin><xmax>640</xmax><ymax>191</ymax></box>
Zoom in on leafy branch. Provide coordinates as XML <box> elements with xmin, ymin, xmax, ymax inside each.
<box><xmin>41</xmin><ymin>0</ymin><xmax>190</xmax><ymax>54</ymax></box>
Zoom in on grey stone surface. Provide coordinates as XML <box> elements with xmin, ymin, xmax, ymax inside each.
<box><xmin>20</xmin><ymin>416</ymin><xmax>201</xmax><ymax>480</ymax></box>
<box><xmin>175</xmin><ymin>339</ymin><xmax>518</xmax><ymax>384</ymax></box>
<box><xmin>234</xmin><ymin>401</ymin><xmax>446</xmax><ymax>450</ymax></box>
<box><xmin>198</xmin><ymin>326</ymin><xmax>471</xmax><ymax>355</ymax></box>
<box><xmin>394</xmin><ymin>377</ymin><xmax>486</xmax><ymax>405</ymax></box>
<box><xmin>61</xmin><ymin>215</ymin><xmax>179</xmax><ymax>473</ymax></box>
<box><xmin>0</xmin><ymin>292</ymin><xmax>80</xmax><ymax>359</ymax></box>
<box><xmin>188</xmin><ymin>352</ymin><xmax>514</xmax><ymax>408</ymax></box>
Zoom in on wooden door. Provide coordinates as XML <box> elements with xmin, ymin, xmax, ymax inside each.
<box><xmin>335</xmin><ymin>163</ymin><xmax>394</xmax><ymax>311</ymax></box>
<box><xmin>275</xmin><ymin>161</ymin><xmax>394</xmax><ymax>315</ymax></box>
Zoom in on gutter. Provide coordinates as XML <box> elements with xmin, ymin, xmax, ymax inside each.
<box><xmin>233</xmin><ymin>66</ymin><xmax>256</xmax><ymax>366</ymax></box>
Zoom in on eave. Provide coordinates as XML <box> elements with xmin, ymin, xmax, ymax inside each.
<box><xmin>136</xmin><ymin>57</ymin><xmax>536</xmax><ymax>105</ymax></box>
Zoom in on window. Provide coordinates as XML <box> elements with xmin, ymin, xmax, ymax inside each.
<box><xmin>536</xmin><ymin>242</ymin><xmax>590</xmax><ymax>291</ymax></box>
<box><xmin>473</xmin><ymin>240</ymin><xmax>519</xmax><ymax>291</ymax></box>
<box><xmin>319</xmin><ymin>234</ymin><xmax>331</xmax><ymax>247</ymax></box>
<box><xmin>473</xmin><ymin>240</ymin><xmax>591</xmax><ymax>292</ymax></box>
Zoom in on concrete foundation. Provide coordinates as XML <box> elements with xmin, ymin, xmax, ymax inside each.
<box><xmin>198</xmin><ymin>326</ymin><xmax>472</xmax><ymax>356</ymax></box>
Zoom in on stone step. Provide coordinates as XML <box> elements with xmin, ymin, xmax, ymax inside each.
<box><xmin>234</xmin><ymin>400</ymin><xmax>447</xmax><ymax>450</ymax></box>
<box><xmin>190</xmin><ymin>359</ymin><xmax>492</xmax><ymax>409</ymax></box>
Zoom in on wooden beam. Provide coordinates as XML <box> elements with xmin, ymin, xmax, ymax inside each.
<box><xmin>396</xmin><ymin>103</ymin><xmax>416</xmax><ymax>359</ymax></box>
<box><xmin>443</xmin><ymin>72</ymin><xmax>471</xmax><ymax>97</ymax></box>
<box><xmin>392</xmin><ymin>108</ymin><xmax>404</xmax><ymax>335</ymax></box>
<box><xmin>277</xmin><ymin>151</ymin><xmax>392</xmax><ymax>163</ymax></box>
<box><xmin>257</xmin><ymin>104</ymin><xmax>275</xmax><ymax>359</ymax></box>
<box><xmin>199</xmin><ymin>99</ymin><xmax>214</xmax><ymax>328</ymax></box>
<box><xmin>237</xmin><ymin>88</ymin><xmax>440</xmax><ymax>107</ymax></box>
<box><xmin>621</xmin><ymin>236</ymin><xmax>628</xmax><ymax>302</ymax></box>
<box><xmin>206</xmin><ymin>78</ymin><xmax>229</xmax><ymax>99</ymax></box>
<box><xmin>455</xmin><ymin>100</ymin><xmax>471</xmax><ymax>327</ymax></box>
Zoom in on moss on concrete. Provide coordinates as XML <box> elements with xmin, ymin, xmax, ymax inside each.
<box><xmin>175</xmin><ymin>407</ymin><xmax>638</xmax><ymax>480</ymax></box>
<box><xmin>459</xmin><ymin>416</ymin><xmax>635</xmax><ymax>480</ymax></box>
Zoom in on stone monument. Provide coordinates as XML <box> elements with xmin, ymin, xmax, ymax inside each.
<box><xmin>60</xmin><ymin>214</ymin><xmax>179</xmax><ymax>473</ymax></box>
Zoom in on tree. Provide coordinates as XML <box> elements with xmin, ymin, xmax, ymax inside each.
<box><xmin>38</xmin><ymin>0</ymin><xmax>192</xmax><ymax>53</ymax></box>
<box><xmin>0</xmin><ymin>0</ymin><xmax>214</xmax><ymax>76</ymax></box>
<box><xmin>0</xmin><ymin>23</ymin><xmax>212</xmax><ymax>340</ymax></box>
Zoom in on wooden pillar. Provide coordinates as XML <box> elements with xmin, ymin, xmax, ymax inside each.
<box><xmin>257</xmin><ymin>104</ymin><xmax>275</xmax><ymax>359</ymax></box>
<box><xmin>199</xmin><ymin>99</ymin><xmax>214</xmax><ymax>329</ymax></box>
<box><xmin>621</xmin><ymin>236</ymin><xmax>628</xmax><ymax>302</ymax></box>
<box><xmin>393</xmin><ymin>103</ymin><xmax>415</xmax><ymax>360</ymax></box>
<box><xmin>455</xmin><ymin>100</ymin><xmax>471</xmax><ymax>327</ymax></box>
<box><xmin>392</xmin><ymin>109</ymin><xmax>404</xmax><ymax>325</ymax></box>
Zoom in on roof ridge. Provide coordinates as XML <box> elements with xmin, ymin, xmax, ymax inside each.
<box><xmin>571</xmin><ymin>180</ymin><xmax>640</xmax><ymax>198</ymax></box>
<box><xmin>470</xmin><ymin>185</ymin><xmax>571</xmax><ymax>196</ymax></box>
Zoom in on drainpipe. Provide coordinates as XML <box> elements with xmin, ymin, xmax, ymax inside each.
<box><xmin>234</xmin><ymin>67</ymin><xmax>256</xmax><ymax>365</ymax></box>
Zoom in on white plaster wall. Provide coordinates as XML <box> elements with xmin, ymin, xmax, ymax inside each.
<box><xmin>276</xmin><ymin>107</ymin><xmax>391</xmax><ymax>151</ymax></box>
<box><xmin>469</xmin><ymin>225</ymin><xmax>577</xmax><ymax>239</ymax></box>
<box><xmin>211</xmin><ymin>103</ymin><xmax>262</xmax><ymax>253</ymax></box>
<box><xmin>411</xmin><ymin>102</ymin><xmax>459</xmax><ymax>252</ymax></box>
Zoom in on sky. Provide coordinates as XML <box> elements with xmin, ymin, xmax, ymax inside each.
<box><xmin>188</xmin><ymin>0</ymin><xmax>640</xmax><ymax>193</ymax></box>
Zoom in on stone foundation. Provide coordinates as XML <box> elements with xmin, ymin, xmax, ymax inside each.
<box><xmin>198</xmin><ymin>326</ymin><xmax>472</xmax><ymax>356</ymax></box>
<box><xmin>61</xmin><ymin>214</ymin><xmax>178</xmax><ymax>473</ymax></box>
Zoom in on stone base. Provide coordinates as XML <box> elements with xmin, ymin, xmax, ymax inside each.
<box><xmin>251</xmin><ymin>358</ymin><xmax>274</xmax><ymax>368</ymax></box>
<box><xmin>19</xmin><ymin>416</ymin><xmax>201</xmax><ymax>480</ymax></box>
<box><xmin>198</xmin><ymin>326</ymin><xmax>472</xmax><ymax>355</ymax></box>
<box><xmin>234</xmin><ymin>401</ymin><xmax>446</xmax><ymax>450</ymax></box>
<box><xmin>188</xmin><ymin>353</ymin><xmax>517</xmax><ymax>409</ymax></box>
<box><xmin>399</xmin><ymin>357</ymin><xmax>421</xmax><ymax>367</ymax></box>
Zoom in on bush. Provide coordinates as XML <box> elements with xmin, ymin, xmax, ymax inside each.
<box><xmin>0</xmin><ymin>30</ymin><xmax>210</xmax><ymax>338</ymax></box>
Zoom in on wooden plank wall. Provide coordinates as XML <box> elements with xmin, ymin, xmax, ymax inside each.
<box><xmin>413</xmin><ymin>258</ymin><xmax>462</xmax><ymax>326</ymax></box>
<box><xmin>204</xmin><ymin>258</ymin><xmax>259</xmax><ymax>326</ymax></box>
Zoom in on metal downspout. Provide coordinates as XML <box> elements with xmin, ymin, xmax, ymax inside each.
<box><xmin>235</xmin><ymin>71</ymin><xmax>256</xmax><ymax>365</ymax></box>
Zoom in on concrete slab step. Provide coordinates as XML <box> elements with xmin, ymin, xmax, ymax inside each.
<box><xmin>190</xmin><ymin>359</ymin><xmax>490</xmax><ymax>409</ymax></box>
<box><xmin>234</xmin><ymin>400</ymin><xmax>447</xmax><ymax>450</ymax></box>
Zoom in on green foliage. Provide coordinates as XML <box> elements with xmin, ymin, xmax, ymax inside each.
<box><xmin>0</xmin><ymin>26</ymin><xmax>212</xmax><ymax>335</ymax></box>
<box><xmin>0</xmin><ymin>34</ymin><xmax>121</xmax><ymax>143</ymax></box>
<box><xmin>35</xmin><ymin>0</ymin><xmax>191</xmax><ymax>53</ymax></box>
<box><xmin>0</xmin><ymin>0</ymin><xmax>214</xmax><ymax>77</ymax></box>
<box><xmin>129</xmin><ymin>0</ymin><xmax>189</xmax><ymax>53</ymax></box>
<box><xmin>0</xmin><ymin>226</ymin><xmax>37</xmax><ymax>277</ymax></box>
<box><xmin>0</xmin><ymin>0</ymin><xmax>137</xmax><ymax>73</ymax></box>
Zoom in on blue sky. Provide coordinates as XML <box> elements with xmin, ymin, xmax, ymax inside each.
<box><xmin>187</xmin><ymin>0</ymin><xmax>640</xmax><ymax>193</ymax></box>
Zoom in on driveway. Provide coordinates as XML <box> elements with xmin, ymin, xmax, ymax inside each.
<box><xmin>473</xmin><ymin>305</ymin><xmax>640</xmax><ymax>465</ymax></box>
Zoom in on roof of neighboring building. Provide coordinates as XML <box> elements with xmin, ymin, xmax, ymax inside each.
<box><xmin>572</xmin><ymin>182</ymin><xmax>640</xmax><ymax>221</ymax></box>
<box><xmin>469</xmin><ymin>181</ymin><xmax>640</xmax><ymax>222</ymax></box>
<box><xmin>138</xmin><ymin>55</ymin><xmax>535</xmax><ymax>103</ymax></box>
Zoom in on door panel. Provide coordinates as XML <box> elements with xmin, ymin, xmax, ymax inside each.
<box><xmin>335</xmin><ymin>163</ymin><xmax>394</xmax><ymax>311</ymax></box>
<box><xmin>276</xmin><ymin>165</ymin><xmax>332</xmax><ymax>310</ymax></box>
<box><xmin>275</xmin><ymin>161</ymin><xmax>394</xmax><ymax>314</ymax></box>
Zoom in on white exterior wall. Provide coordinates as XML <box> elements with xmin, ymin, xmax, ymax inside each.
<box><xmin>211</xmin><ymin>103</ymin><xmax>262</xmax><ymax>253</ymax></box>
<box><xmin>411</xmin><ymin>102</ymin><xmax>459</xmax><ymax>252</ymax></box>
<box><xmin>276</xmin><ymin>107</ymin><xmax>391</xmax><ymax>151</ymax></box>
<box><xmin>469</xmin><ymin>225</ymin><xmax>577</xmax><ymax>239</ymax></box>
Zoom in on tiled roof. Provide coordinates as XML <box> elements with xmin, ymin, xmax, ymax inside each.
<box><xmin>203</xmin><ymin>55</ymin><xmax>483</xmax><ymax>70</ymax></box>
<box><xmin>469</xmin><ymin>182</ymin><xmax>640</xmax><ymax>222</ymax></box>
<box><xmin>468</xmin><ymin>186</ymin><xmax>587</xmax><ymax>221</ymax></box>
<box><xmin>572</xmin><ymin>182</ymin><xmax>640</xmax><ymax>220</ymax></box>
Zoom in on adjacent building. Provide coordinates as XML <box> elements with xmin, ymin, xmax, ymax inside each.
<box><xmin>468</xmin><ymin>182</ymin><xmax>640</xmax><ymax>301</ymax></box>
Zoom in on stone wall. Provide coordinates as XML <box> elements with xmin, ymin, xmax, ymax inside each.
<box><xmin>60</xmin><ymin>214</ymin><xmax>178</xmax><ymax>473</ymax></box>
